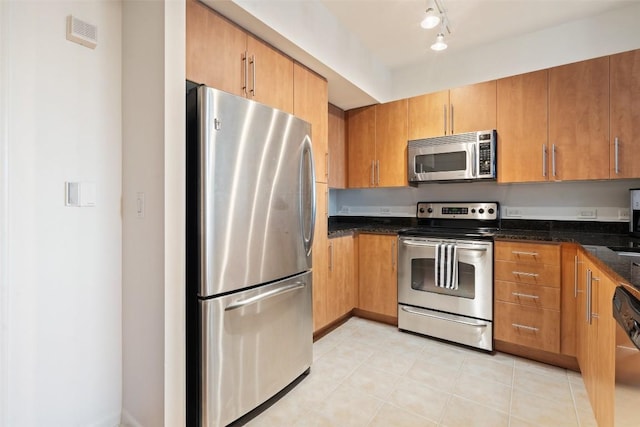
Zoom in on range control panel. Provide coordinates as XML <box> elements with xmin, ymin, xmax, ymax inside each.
<box><xmin>417</xmin><ymin>202</ymin><xmax>499</xmax><ymax>220</ymax></box>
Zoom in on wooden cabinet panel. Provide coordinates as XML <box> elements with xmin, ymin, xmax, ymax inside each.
<box><xmin>549</xmin><ymin>57</ymin><xmax>610</xmax><ymax>181</ymax></box>
<box><xmin>494</xmin><ymin>261</ymin><xmax>560</xmax><ymax>287</ymax></box>
<box><xmin>375</xmin><ymin>99</ymin><xmax>408</xmax><ymax>187</ymax></box>
<box><xmin>610</xmin><ymin>49</ymin><xmax>640</xmax><ymax>179</ymax></box>
<box><xmin>449</xmin><ymin>80</ymin><xmax>497</xmax><ymax>134</ymax></box>
<box><xmin>495</xmin><ymin>301</ymin><xmax>560</xmax><ymax>353</ymax></box>
<box><xmin>408</xmin><ymin>90</ymin><xmax>449</xmax><ymax>139</ymax></box>
<box><xmin>495</xmin><ymin>241</ymin><xmax>561</xmax><ymax>265</ymax></box>
<box><xmin>248</xmin><ymin>35</ymin><xmax>294</xmax><ymax>113</ymax></box>
<box><xmin>561</xmin><ymin>244</ymin><xmax>578</xmax><ymax>357</ymax></box>
<box><xmin>347</xmin><ymin>106</ymin><xmax>376</xmax><ymax>188</ymax></box>
<box><xmin>186</xmin><ymin>0</ymin><xmax>246</xmax><ymax>96</ymax></box>
<box><xmin>312</xmin><ymin>183</ymin><xmax>328</xmax><ymax>332</ymax></box>
<box><xmin>497</xmin><ymin>70</ymin><xmax>549</xmax><ymax>183</ymax></box>
<box><xmin>294</xmin><ymin>64</ymin><xmax>328</xmax><ymax>182</ymax></box>
<box><xmin>495</xmin><ymin>280</ymin><xmax>560</xmax><ymax>310</ymax></box>
<box><xmin>328</xmin><ymin>235</ymin><xmax>356</xmax><ymax>321</ymax></box>
<box><xmin>328</xmin><ymin>104</ymin><xmax>347</xmax><ymax>188</ymax></box>
<box><xmin>358</xmin><ymin>234</ymin><xmax>398</xmax><ymax>318</ymax></box>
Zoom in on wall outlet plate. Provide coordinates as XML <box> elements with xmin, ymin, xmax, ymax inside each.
<box><xmin>578</xmin><ymin>208</ymin><xmax>597</xmax><ymax>219</ymax></box>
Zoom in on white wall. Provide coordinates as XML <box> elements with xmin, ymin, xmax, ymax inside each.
<box><xmin>122</xmin><ymin>0</ymin><xmax>185</xmax><ymax>426</ymax></box>
<box><xmin>2</xmin><ymin>1</ymin><xmax>122</xmax><ymax>426</ymax></box>
<box><xmin>331</xmin><ymin>179</ymin><xmax>640</xmax><ymax>222</ymax></box>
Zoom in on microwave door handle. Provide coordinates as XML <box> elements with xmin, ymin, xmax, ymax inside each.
<box><xmin>471</xmin><ymin>146</ymin><xmax>477</xmax><ymax>178</ymax></box>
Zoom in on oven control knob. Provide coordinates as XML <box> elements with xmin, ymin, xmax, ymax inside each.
<box><xmin>419</xmin><ymin>207</ymin><xmax>425</xmax><ymax>213</ymax></box>
<box><xmin>488</xmin><ymin>208</ymin><xmax>495</xmax><ymax>214</ymax></box>
<box><xmin>427</xmin><ymin>208</ymin><xmax>433</xmax><ymax>213</ymax></box>
<box><xmin>471</xmin><ymin>208</ymin><xmax>476</xmax><ymax>213</ymax></box>
<box><xmin>479</xmin><ymin>208</ymin><xmax>485</xmax><ymax>214</ymax></box>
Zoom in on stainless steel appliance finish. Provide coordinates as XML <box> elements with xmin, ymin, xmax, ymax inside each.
<box><xmin>613</xmin><ymin>286</ymin><xmax>640</xmax><ymax>426</ymax></box>
<box><xmin>408</xmin><ymin>130</ymin><xmax>496</xmax><ymax>183</ymax></box>
<box><xmin>186</xmin><ymin>85</ymin><xmax>315</xmax><ymax>426</ymax></box>
<box><xmin>630</xmin><ymin>188</ymin><xmax>640</xmax><ymax>237</ymax></box>
<box><xmin>398</xmin><ymin>202</ymin><xmax>499</xmax><ymax>351</ymax></box>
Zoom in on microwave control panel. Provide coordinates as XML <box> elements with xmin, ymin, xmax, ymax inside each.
<box><xmin>478</xmin><ymin>140</ymin><xmax>493</xmax><ymax>176</ymax></box>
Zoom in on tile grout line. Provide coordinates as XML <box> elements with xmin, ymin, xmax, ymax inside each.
<box><xmin>507</xmin><ymin>357</ymin><xmax>516</xmax><ymax>427</ymax></box>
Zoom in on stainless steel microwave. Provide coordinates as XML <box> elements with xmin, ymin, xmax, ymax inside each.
<box><xmin>408</xmin><ymin>130</ymin><xmax>497</xmax><ymax>183</ymax></box>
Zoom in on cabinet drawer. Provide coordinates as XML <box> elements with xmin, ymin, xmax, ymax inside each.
<box><xmin>494</xmin><ymin>260</ymin><xmax>561</xmax><ymax>287</ymax></box>
<box><xmin>494</xmin><ymin>301</ymin><xmax>560</xmax><ymax>353</ymax></box>
<box><xmin>495</xmin><ymin>242</ymin><xmax>560</xmax><ymax>265</ymax></box>
<box><xmin>495</xmin><ymin>280</ymin><xmax>560</xmax><ymax>310</ymax></box>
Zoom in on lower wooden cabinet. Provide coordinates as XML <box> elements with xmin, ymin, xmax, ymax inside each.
<box><xmin>575</xmin><ymin>251</ymin><xmax>616</xmax><ymax>427</ymax></box>
<box><xmin>494</xmin><ymin>241</ymin><xmax>561</xmax><ymax>353</ymax></box>
<box><xmin>357</xmin><ymin>234</ymin><xmax>398</xmax><ymax>319</ymax></box>
<box><xmin>327</xmin><ymin>235</ymin><xmax>356</xmax><ymax>322</ymax></box>
<box><xmin>312</xmin><ymin>183</ymin><xmax>328</xmax><ymax>332</ymax></box>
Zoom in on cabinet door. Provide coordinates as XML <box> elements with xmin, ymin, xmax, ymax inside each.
<box><xmin>449</xmin><ymin>81</ymin><xmax>497</xmax><ymax>134</ymax></box>
<box><xmin>497</xmin><ymin>70</ymin><xmax>549</xmax><ymax>183</ymax></box>
<box><xmin>408</xmin><ymin>90</ymin><xmax>449</xmax><ymax>139</ymax></box>
<box><xmin>549</xmin><ymin>57</ymin><xmax>610</xmax><ymax>181</ymax></box>
<box><xmin>358</xmin><ymin>234</ymin><xmax>398</xmax><ymax>318</ymax></box>
<box><xmin>560</xmin><ymin>244</ymin><xmax>578</xmax><ymax>357</ymax></box>
<box><xmin>186</xmin><ymin>0</ymin><xmax>246</xmax><ymax>96</ymax></box>
<box><xmin>312</xmin><ymin>183</ymin><xmax>328</xmax><ymax>332</ymax></box>
<box><xmin>294</xmin><ymin>64</ymin><xmax>328</xmax><ymax>183</ymax></box>
<box><xmin>375</xmin><ymin>99</ymin><xmax>408</xmax><ymax>187</ymax></box>
<box><xmin>347</xmin><ymin>106</ymin><xmax>376</xmax><ymax>188</ymax></box>
<box><xmin>247</xmin><ymin>35</ymin><xmax>294</xmax><ymax>113</ymax></box>
<box><xmin>610</xmin><ymin>49</ymin><xmax>640</xmax><ymax>179</ymax></box>
<box><xmin>327</xmin><ymin>235</ymin><xmax>356</xmax><ymax>322</ymax></box>
<box><xmin>593</xmin><ymin>272</ymin><xmax>615</xmax><ymax>427</ymax></box>
<box><xmin>328</xmin><ymin>104</ymin><xmax>347</xmax><ymax>188</ymax></box>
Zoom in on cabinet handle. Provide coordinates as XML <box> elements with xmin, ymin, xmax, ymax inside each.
<box><xmin>328</xmin><ymin>243</ymin><xmax>333</xmax><ymax>271</ymax></box>
<box><xmin>614</xmin><ymin>137</ymin><xmax>620</xmax><ymax>175</ymax></box>
<box><xmin>512</xmin><ymin>323</ymin><xmax>539</xmax><ymax>332</ymax></box>
<box><xmin>450</xmin><ymin>104</ymin><xmax>454</xmax><ymax>134</ymax></box>
<box><xmin>242</xmin><ymin>51</ymin><xmax>249</xmax><ymax>95</ymax></box>
<box><xmin>551</xmin><ymin>144</ymin><xmax>557</xmax><ymax>177</ymax></box>
<box><xmin>542</xmin><ymin>145</ymin><xmax>547</xmax><ymax>177</ymax></box>
<box><xmin>512</xmin><ymin>271</ymin><xmax>539</xmax><ymax>278</ymax></box>
<box><xmin>376</xmin><ymin>160</ymin><xmax>380</xmax><ymax>185</ymax></box>
<box><xmin>511</xmin><ymin>292</ymin><xmax>540</xmax><ymax>300</ymax></box>
<box><xmin>586</xmin><ymin>269</ymin><xmax>593</xmax><ymax>324</ymax></box>
<box><xmin>574</xmin><ymin>255</ymin><xmax>578</xmax><ymax>298</ymax></box>
<box><xmin>391</xmin><ymin>240</ymin><xmax>396</xmax><ymax>270</ymax></box>
<box><xmin>249</xmin><ymin>55</ymin><xmax>256</xmax><ymax>97</ymax></box>
<box><xmin>512</xmin><ymin>250</ymin><xmax>538</xmax><ymax>257</ymax></box>
<box><xmin>370</xmin><ymin>160</ymin><xmax>375</xmax><ymax>186</ymax></box>
<box><xmin>443</xmin><ymin>104</ymin><xmax>447</xmax><ymax>135</ymax></box>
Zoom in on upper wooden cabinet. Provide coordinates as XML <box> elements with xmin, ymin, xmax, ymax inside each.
<box><xmin>497</xmin><ymin>70</ymin><xmax>549</xmax><ymax>183</ymax></box>
<box><xmin>347</xmin><ymin>100</ymin><xmax>408</xmax><ymax>188</ymax></box>
<box><xmin>549</xmin><ymin>56</ymin><xmax>610</xmax><ymax>181</ymax></box>
<box><xmin>294</xmin><ymin>64</ymin><xmax>328</xmax><ymax>183</ymax></box>
<box><xmin>186</xmin><ymin>0</ymin><xmax>294</xmax><ymax>113</ymax></box>
<box><xmin>610</xmin><ymin>49</ymin><xmax>640</xmax><ymax>179</ymax></box>
<box><xmin>408</xmin><ymin>81</ymin><xmax>496</xmax><ymax>139</ymax></box>
<box><xmin>328</xmin><ymin>104</ymin><xmax>347</xmax><ymax>189</ymax></box>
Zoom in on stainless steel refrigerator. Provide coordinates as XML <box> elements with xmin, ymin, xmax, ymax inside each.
<box><xmin>186</xmin><ymin>85</ymin><xmax>315</xmax><ymax>426</ymax></box>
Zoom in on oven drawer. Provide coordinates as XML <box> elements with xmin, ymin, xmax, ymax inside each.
<box><xmin>494</xmin><ymin>260</ymin><xmax>561</xmax><ymax>287</ymax></box>
<box><xmin>494</xmin><ymin>301</ymin><xmax>560</xmax><ymax>353</ymax></box>
<box><xmin>495</xmin><ymin>280</ymin><xmax>560</xmax><ymax>310</ymax></box>
<box><xmin>495</xmin><ymin>241</ymin><xmax>561</xmax><ymax>265</ymax></box>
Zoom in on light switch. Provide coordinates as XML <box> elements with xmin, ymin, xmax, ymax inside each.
<box><xmin>65</xmin><ymin>182</ymin><xmax>80</xmax><ymax>207</ymax></box>
<box><xmin>65</xmin><ymin>182</ymin><xmax>96</xmax><ymax>207</ymax></box>
<box><xmin>136</xmin><ymin>192</ymin><xmax>145</xmax><ymax>218</ymax></box>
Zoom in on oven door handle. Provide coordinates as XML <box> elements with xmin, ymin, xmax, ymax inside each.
<box><xmin>400</xmin><ymin>241</ymin><xmax>488</xmax><ymax>252</ymax></box>
<box><xmin>400</xmin><ymin>306</ymin><xmax>489</xmax><ymax>328</ymax></box>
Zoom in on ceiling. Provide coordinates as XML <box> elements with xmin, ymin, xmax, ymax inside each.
<box><xmin>320</xmin><ymin>0</ymin><xmax>633</xmax><ymax>70</ymax></box>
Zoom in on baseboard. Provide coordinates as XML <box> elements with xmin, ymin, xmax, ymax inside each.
<box><xmin>352</xmin><ymin>308</ymin><xmax>398</xmax><ymax>326</ymax></box>
<box><xmin>494</xmin><ymin>339</ymin><xmax>580</xmax><ymax>371</ymax></box>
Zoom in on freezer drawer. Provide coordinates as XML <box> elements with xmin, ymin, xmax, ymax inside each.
<box><xmin>199</xmin><ymin>271</ymin><xmax>312</xmax><ymax>427</ymax></box>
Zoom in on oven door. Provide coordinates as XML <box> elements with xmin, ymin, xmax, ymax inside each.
<box><xmin>398</xmin><ymin>237</ymin><xmax>493</xmax><ymax>321</ymax></box>
<box><xmin>409</xmin><ymin>141</ymin><xmax>475</xmax><ymax>182</ymax></box>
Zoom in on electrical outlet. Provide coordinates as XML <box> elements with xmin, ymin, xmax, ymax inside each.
<box><xmin>618</xmin><ymin>209</ymin><xmax>630</xmax><ymax>220</ymax></box>
<box><xmin>380</xmin><ymin>207</ymin><xmax>391</xmax><ymax>215</ymax></box>
<box><xmin>505</xmin><ymin>208</ymin><xmax>522</xmax><ymax>217</ymax></box>
<box><xmin>578</xmin><ymin>209</ymin><xmax>597</xmax><ymax>219</ymax></box>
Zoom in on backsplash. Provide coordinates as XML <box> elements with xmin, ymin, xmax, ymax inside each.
<box><xmin>330</xmin><ymin>179</ymin><xmax>640</xmax><ymax>222</ymax></box>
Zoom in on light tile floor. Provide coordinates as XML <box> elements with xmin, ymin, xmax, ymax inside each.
<box><xmin>247</xmin><ymin>317</ymin><xmax>598</xmax><ymax>427</ymax></box>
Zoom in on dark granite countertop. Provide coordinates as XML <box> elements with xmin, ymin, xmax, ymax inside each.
<box><xmin>328</xmin><ymin>216</ymin><xmax>640</xmax><ymax>291</ymax></box>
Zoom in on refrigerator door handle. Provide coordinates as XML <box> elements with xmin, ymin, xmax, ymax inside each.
<box><xmin>301</xmin><ymin>135</ymin><xmax>316</xmax><ymax>256</ymax></box>
<box><xmin>224</xmin><ymin>282</ymin><xmax>306</xmax><ymax>311</ymax></box>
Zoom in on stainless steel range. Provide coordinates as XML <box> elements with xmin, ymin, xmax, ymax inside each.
<box><xmin>397</xmin><ymin>201</ymin><xmax>500</xmax><ymax>351</ymax></box>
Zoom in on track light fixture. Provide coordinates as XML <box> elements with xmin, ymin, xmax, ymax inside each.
<box><xmin>421</xmin><ymin>0</ymin><xmax>452</xmax><ymax>52</ymax></box>
<box><xmin>420</xmin><ymin>7</ymin><xmax>440</xmax><ymax>29</ymax></box>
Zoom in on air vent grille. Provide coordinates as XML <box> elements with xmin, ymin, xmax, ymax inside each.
<box><xmin>66</xmin><ymin>15</ymin><xmax>97</xmax><ymax>49</ymax></box>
